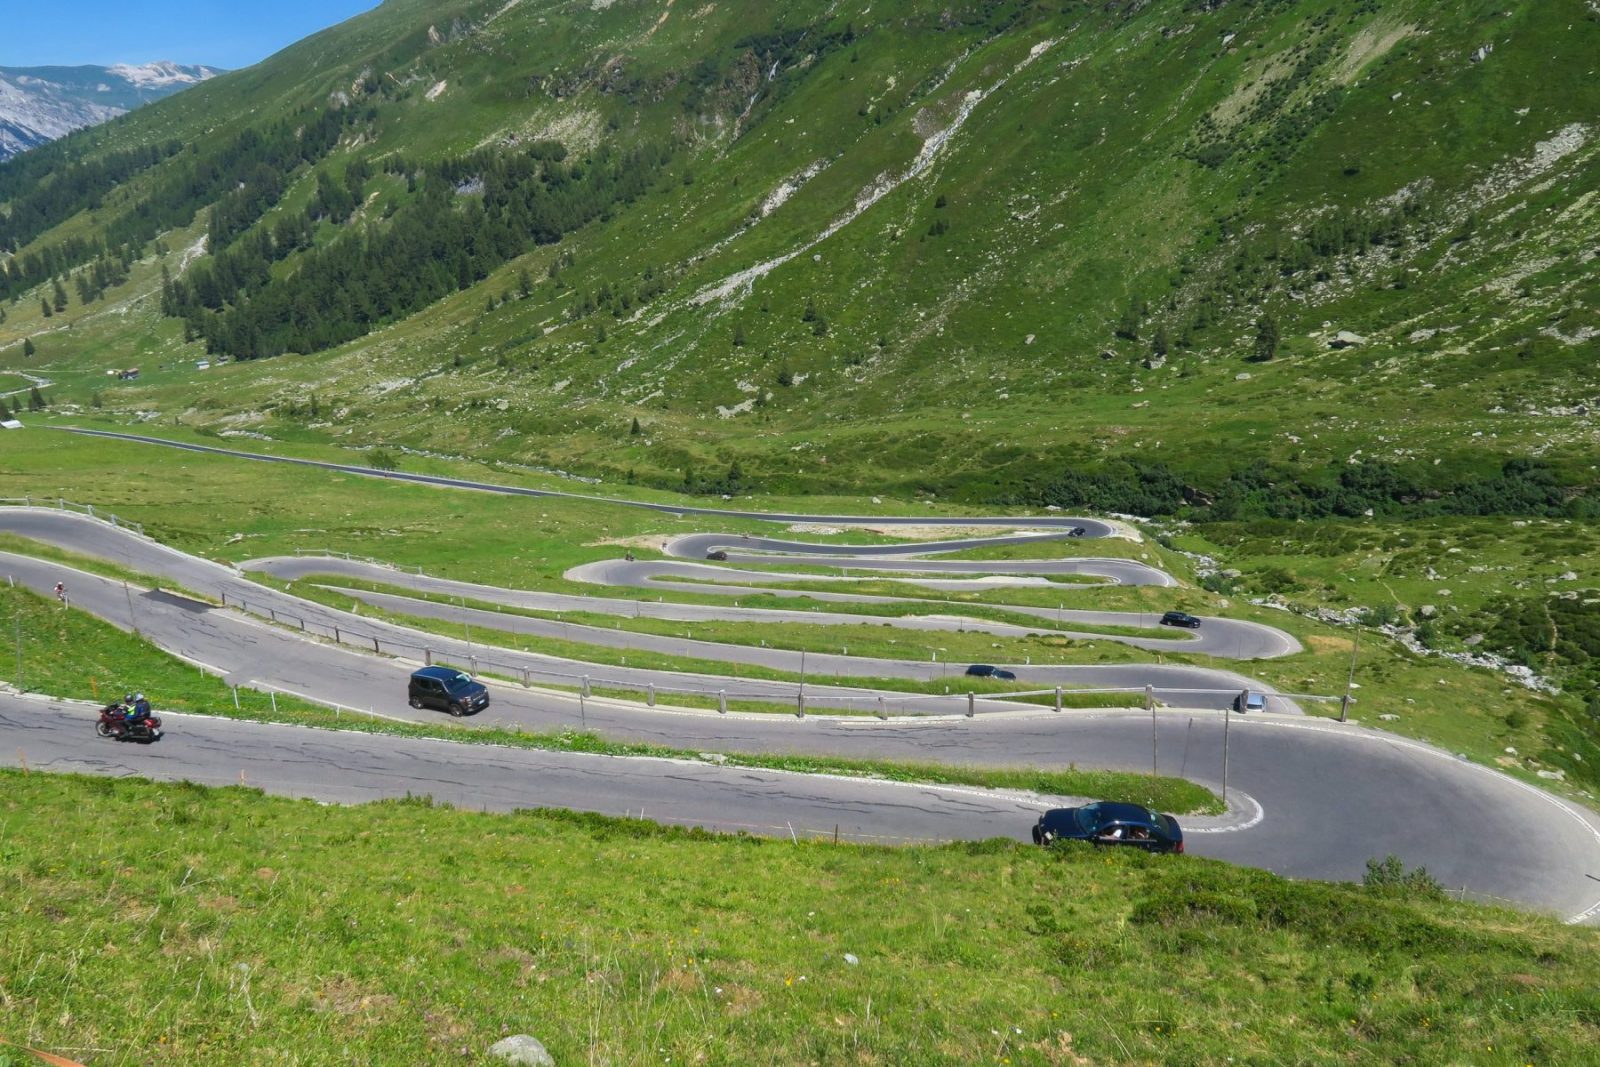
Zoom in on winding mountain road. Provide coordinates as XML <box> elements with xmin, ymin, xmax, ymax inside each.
<box><xmin>0</xmin><ymin>506</ymin><xmax>1597</xmax><ymax>921</ymax></box>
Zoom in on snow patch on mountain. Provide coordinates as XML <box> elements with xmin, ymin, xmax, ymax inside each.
<box><xmin>105</xmin><ymin>61</ymin><xmax>221</xmax><ymax>90</ymax></box>
<box><xmin>0</xmin><ymin>61</ymin><xmax>221</xmax><ymax>161</ymax></box>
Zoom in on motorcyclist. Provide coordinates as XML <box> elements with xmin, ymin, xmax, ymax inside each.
<box><xmin>125</xmin><ymin>692</ymin><xmax>152</xmax><ymax>732</ymax></box>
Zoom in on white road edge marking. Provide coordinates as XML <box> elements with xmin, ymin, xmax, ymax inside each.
<box><xmin>1184</xmin><ymin>789</ymin><xmax>1265</xmax><ymax>834</ymax></box>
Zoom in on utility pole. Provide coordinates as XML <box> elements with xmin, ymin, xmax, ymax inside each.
<box><xmin>1339</xmin><ymin>624</ymin><xmax>1360</xmax><ymax>722</ymax></box>
<box><xmin>1148</xmin><ymin>685</ymin><xmax>1157</xmax><ymax>775</ymax></box>
<box><xmin>124</xmin><ymin>581</ymin><xmax>139</xmax><ymax>638</ymax></box>
<box><xmin>1222</xmin><ymin>700</ymin><xmax>1231</xmax><ymax>805</ymax></box>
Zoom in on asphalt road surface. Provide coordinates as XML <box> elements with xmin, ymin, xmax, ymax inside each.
<box><xmin>6</xmin><ymin>693</ymin><xmax>1600</xmax><ymax>923</ymax></box>
<box><xmin>251</xmin><ymin>555</ymin><xmax>1297</xmax><ymax>661</ymax></box>
<box><xmin>664</xmin><ymin>532</ymin><xmax>1174</xmax><ymax>584</ymax></box>
<box><xmin>3</xmin><ymin>509</ymin><xmax>1599</xmax><ymax>920</ymax></box>
<box><xmin>0</xmin><ymin>510</ymin><xmax>1285</xmax><ymax>712</ymax></box>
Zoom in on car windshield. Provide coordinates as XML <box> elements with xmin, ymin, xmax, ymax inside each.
<box><xmin>444</xmin><ymin>672</ymin><xmax>473</xmax><ymax>691</ymax></box>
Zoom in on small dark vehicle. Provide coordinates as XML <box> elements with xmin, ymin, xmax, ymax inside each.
<box><xmin>408</xmin><ymin>666</ymin><xmax>490</xmax><ymax>717</ymax></box>
<box><xmin>1032</xmin><ymin>801</ymin><xmax>1183</xmax><ymax>853</ymax></box>
<box><xmin>1160</xmin><ymin>610</ymin><xmax>1202</xmax><ymax>629</ymax></box>
<box><xmin>95</xmin><ymin>701</ymin><xmax>163</xmax><ymax>743</ymax></box>
<box><xmin>1067</xmin><ymin>526</ymin><xmax>1087</xmax><ymax>537</ymax></box>
<box><xmin>964</xmin><ymin>664</ymin><xmax>1017</xmax><ymax>681</ymax></box>
<box><xmin>705</xmin><ymin>550</ymin><xmax>728</xmax><ymax>561</ymax></box>
<box><xmin>1235</xmin><ymin>690</ymin><xmax>1267</xmax><ymax>713</ymax></box>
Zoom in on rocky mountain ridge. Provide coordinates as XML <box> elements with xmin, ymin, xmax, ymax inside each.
<box><xmin>0</xmin><ymin>62</ymin><xmax>221</xmax><ymax>161</ymax></box>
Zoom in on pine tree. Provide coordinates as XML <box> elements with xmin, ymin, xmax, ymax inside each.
<box><xmin>28</xmin><ymin>386</ymin><xmax>45</xmax><ymax>411</ymax></box>
<box><xmin>1115</xmin><ymin>297</ymin><xmax>1142</xmax><ymax>341</ymax></box>
<box><xmin>802</xmin><ymin>298</ymin><xmax>817</xmax><ymax>323</ymax></box>
<box><xmin>630</xmin><ymin>417</ymin><xmax>642</xmax><ymax>436</ymax></box>
<box><xmin>1151</xmin><ymin>327</ymin><xmax>1169</xmax><ymax>360</ymax></box>
<box><xmin>159</xmin><ymin>265</ymin><xmax>175</xmax><ymax>317</ymax></box>
<box><xmin>23</xmin><ymin>338</ymin><xmax>35</xmax><ymax>357</ymax></box>
<box><xmin>732</xmin><ymin>322</ymin><xmax>746</xmax><ymax>347</ymax></box>
<box><xmin>52</xmin><ymin>277</ymin><xmax>68</xmax><ymax>312</ymax></box>
<box><xmin>1253</xmin><ymin>315</ymin><xmax>1279</xmax><ymax>362</ymax></box>
<box><xmin>518</xmin><ymin>269</ymin><xmax>533</xmax><ymax>298</ymax></box>
<box><xmin>41</xmin><ymin>298</ymin><xmax>52</xmax><ymax>319</ymax></box>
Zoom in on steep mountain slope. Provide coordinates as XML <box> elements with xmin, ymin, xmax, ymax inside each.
<box><xmin>0</xmin><ymin>62</ymin><xmax>221</xmax><ymax>161</ymax></box>
<box><xmin>0</xmin><ymin>0</ymin><xmax>1596</xmax><ymax>508</ymax></box>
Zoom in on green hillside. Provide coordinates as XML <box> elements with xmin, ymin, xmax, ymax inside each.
<box><xmin>1</xmin><ymin>0</ymin><xmax>1597</xmax><ymax>506</ymax></box>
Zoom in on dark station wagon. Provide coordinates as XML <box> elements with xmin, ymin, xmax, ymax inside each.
<box><xmin>1032</xmin><ymin>801</ymin><xmax>1184</xmax><ymax>853</ymax></box>
<box><xmin>407</xmin><ymin>666</ymin><xmax>490</xmax><ymax>717</ymax></box>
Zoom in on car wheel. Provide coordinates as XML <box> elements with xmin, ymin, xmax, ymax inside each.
<box><xmin>449</xmin><ymin>703</ymin><xmax>466</xmax><ymax>717</ymax></box>
<box><xmin>409</xmin><ymin>697</ymin><xmax>423</xmax><ymax>709</ymax></box>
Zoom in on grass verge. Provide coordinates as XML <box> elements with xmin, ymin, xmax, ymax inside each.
<box><xmin>2</xmin><ymin>771</ymin><xmax>1596</xmax><ymax>1064</ymax></box>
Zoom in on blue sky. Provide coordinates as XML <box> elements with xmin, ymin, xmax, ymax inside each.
<box><xmin>1</xmin><ymin>2</ymin><xmax>381</xmax><ymax>70</ymax></box>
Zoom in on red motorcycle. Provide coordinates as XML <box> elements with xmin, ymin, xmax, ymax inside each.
<box><xmin>95</xmin><ymin>701</ymin><xmax>163</xmax><ymax>743</ymax></box>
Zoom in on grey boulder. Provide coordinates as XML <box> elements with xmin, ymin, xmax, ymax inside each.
<box><xmin>490</xmin><ymin>1034</ymin><xmax>555</xmax><ymax>1066</ymax></box>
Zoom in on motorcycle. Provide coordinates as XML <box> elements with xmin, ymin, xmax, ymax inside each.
<box><xmin>95</xmin><ymin>701</ymin><xmax>163</xmax><ymax>743</ymax></box>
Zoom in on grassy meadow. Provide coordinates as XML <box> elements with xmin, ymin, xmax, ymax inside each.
<box><xmin>2</xmin><ymin>771</ymin><xmax>1598</xmax><ymax>1065</ymax></box>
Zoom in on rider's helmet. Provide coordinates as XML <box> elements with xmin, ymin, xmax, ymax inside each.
<box><xmin>124</xmin><ymin>693</ymin><xmax>134</xmax><ymax>703</ymax></box>
<box><xmin>135</xmin><ymin>692</ymin><xmax>145</xmax><ymax>702</ymax></box>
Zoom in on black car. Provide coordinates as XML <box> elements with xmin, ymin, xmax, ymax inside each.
<box><xmin>705</xmin><ymin>549</ymin><xmax>729</xmax><ymax>561</ymax></box>
<box><xmin>1160</xmin><ymin>610</ymin><xmax>1202</xmax><ymax>629</ymax></box>
<box><xmin>1032</xmin><ymin>801</ymin><xmax>1184</xmax><ymax>853</ymax></box>
<box><xmin>407</xmin><ymin>666</ymin><xmax>490</xmax><ymax>717</ymax></box>
<box><xmin>964</xmin><ymin>664</ymin><xmax>1018</xmax><ymax>681</ymax></box>
<box><xmin>1067</xmin><ymin>526</ymin><xmax>1087</xmax><ymax>537</ymax></box>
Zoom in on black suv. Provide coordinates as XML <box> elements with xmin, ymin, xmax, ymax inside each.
<box><xmin>1160</xmin><ymin>611</ymin><xmax>1202</xmax><ymax>629</ymax></box>
<box><xmin>408</xmin><ymin>666</ymin><xmax>490</xmax><ymax>716</ymax></box>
